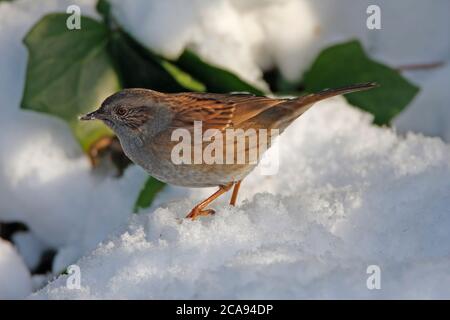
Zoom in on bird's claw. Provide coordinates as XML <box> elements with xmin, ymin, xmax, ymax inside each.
<box><xmin>186</xmin><ymin>208</ymin><xmax>216</xmax><ymax>220</ymax></box>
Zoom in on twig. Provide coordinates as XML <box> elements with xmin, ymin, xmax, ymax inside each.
<box><xmin>396</xmin><ymin>61</ymin><xmax>445</xmax><ymax>71</ymax></box>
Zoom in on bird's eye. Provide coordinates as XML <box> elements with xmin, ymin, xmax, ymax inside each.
<box><xmin>116</xmin><ymin>106</ymin><xmax>127</xmax><ymax>116</ymax></box>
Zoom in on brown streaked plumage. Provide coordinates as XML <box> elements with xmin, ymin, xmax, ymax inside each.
<box><xmin>80</xmin><ymin>82</ymin><xmax>378</xmax><ymax>219</ymax></box>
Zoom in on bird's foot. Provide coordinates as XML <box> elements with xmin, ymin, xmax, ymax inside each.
<box><xmin>186</xmin><ymin>207</ymin><xmax>216</xmax><ymax>220</ymax></box>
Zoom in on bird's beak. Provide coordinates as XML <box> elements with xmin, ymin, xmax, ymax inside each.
<box><xmin>79</xmin><ymin>109</ymin><xmax>104</xmax><ymax>121</ymax></box>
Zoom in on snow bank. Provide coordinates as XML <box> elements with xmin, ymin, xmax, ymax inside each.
<box><xmin>0</xmin><ymin>239</ymin><xmax>32</xmax><ymax>299</ymax></box>
<box><xmin>33</xmin><ymin>98</ymin><xmax>450</xmax><ymax>299</ymax></box>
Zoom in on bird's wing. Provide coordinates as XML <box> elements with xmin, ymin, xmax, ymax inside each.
<box><xmin>154</xmin><ymin>83</ymin><xmax>377</xmax><ymax>163</ymax></box>
<box><xmin>164</xmin><ymin>92</ymin><xmax>287</xmax><ymax>132</ymax></box>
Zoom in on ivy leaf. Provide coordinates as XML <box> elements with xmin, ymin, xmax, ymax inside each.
<box><xmin>303</xmin><ymin>40</ymin><xmax>419</xmax><ymax>125</ymax></box>
<box><xmin>21</xmin><ymin>13</ymin><xmax>120</xmax><ymax>151</ymax></box>
<box><xmin>133</xmin><ymin>177</ymin><xmax>166</xmax><ymax>213</ymax></box>
<box><xmin>109</xmin><ymin>31</ymin><xmax>205</xmax><ymax>92</ymax></box>
<box><xmin>175</xmin><ymin>50</ymin><xmax>265</xmax><ymax>95</ymax></box>
<box><xmin>96</xmin><ymin>0</ymin><xmax>111</xmax><ymax>20</ymax></box>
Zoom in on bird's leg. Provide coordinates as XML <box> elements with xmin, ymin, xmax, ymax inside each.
<box><xmin>229</xmin><ymin>180</ymin><xmax>242</xmax><ymax>206</ymax></box>
<box><xmin>186</xmin><ymin>183</ymin><xmax>234</xmax><ymax>220</ymax></box>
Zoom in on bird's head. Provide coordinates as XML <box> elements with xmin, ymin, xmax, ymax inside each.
<box><xmin>80</xmin><ymin>88</ymin><xmax>169</xmax><ymax>141</ymax></box>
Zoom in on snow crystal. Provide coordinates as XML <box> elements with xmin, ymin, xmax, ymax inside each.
<box><xmin>33</xmin><ymin>98</ymin><xmax>450</xmax><ymax>299</ymax></box>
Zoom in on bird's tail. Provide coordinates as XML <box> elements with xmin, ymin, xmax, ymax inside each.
<box><xmin>295</xmin><ymin>82</ymin><xmax>379</xmax><ymax>106</ymax></box>
<box><xmin>252</xmin><ymin>82</ymin><xmax>378</xmax><ymax>133</ymax></box>
<box><xmin>243</xmin><ymin>82</ymin><xmax>378</xmax><ymax>134</ymax></box>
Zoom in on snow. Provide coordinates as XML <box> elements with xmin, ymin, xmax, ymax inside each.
<box><xmin>33</xmin><ymin>98</ymin><xmax>450</xmax><ymax>299</ymax></box>
<box><xmin>394</xmin><ymin>63</ymin><xmax>450</xmax><ymax>142</ymax></box>
<box><xmin>0</xmin><ymin>239</ymin><xmax>32</xmax><ymax>299</ymax></box>
<box><xmin>368</xmin><ymin>0</ymin><xmax>450</xmax><ymax>67</ymax></box>
<box><xmin>109</xmin><ymin>0</ymin><xmax>450</xmax><ymax>84</ymax></box>
<box><xmin>0</xmin><ymin>0</ymin><xmax>449</xmax><ymax>299</ymax></box>
<box><xmin>12</xmin><ymin>231</ymin><xmax>48</xmax><ymax>271</ymax></box>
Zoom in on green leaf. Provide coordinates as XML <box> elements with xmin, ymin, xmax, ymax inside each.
<box><xmin>303</xmin><ymin>40</ymin><xmax>419</xmax><ymax>125</ymax></box>
<box><xmin>21</xmin><ymin>13</ymin><xmax>120</xmax><ymax>151</ymax></box>
<box><xmin>106</xmin><ymin>16</ymin><xmax>260</xmax><ymax>94</ymax></box>
<box><xmin>175</xmin><ymin>50</ymin><xmax>265</xmax><ymax>95</ymax></box>
<box><xmin>133</xmin><ymin>177</ymin><xmax>166</xmax><ymax>213</ymax></box>
<box><xmin>96</xmin><ymin>0</ymin><xmax>111</xmax><ymax>20</ymax></box>
<box><xmin>109</xmin><ymin>31</ymin><xmax>205</xmax><ymax>92</ymax></box>
<box><xmin>159</xmin><ymin>59</ymin><xmax>205</xmax><ymax>92</ymax></box>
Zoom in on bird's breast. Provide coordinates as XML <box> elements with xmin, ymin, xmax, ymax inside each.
<box><xmin>119</xmin><ymin>131</ymin><xmax>264</xmax><ymax>188</ymax></box>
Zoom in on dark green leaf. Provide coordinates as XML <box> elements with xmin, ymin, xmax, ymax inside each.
<box><xmin>96</xmin><ymin>0</ymin><xmax>111</xmax><ymax>19</ymax></box>
<box><xmin>21</xmin><ymin>14</ymin><xmax>120</xmax><ymax>151</ymax></box>
<box><xmin>133</xmin><ymin>177</ymin><xmax>166</xmax><ymax>213</ymax></box>
<box><xmin>263</xmin><ymin>68</ymin><xmax>302</xmax><ymax>94</ymax></box>
<box><xmin>303</xmin><ymin>40</ymin><xmax>419</xmax><ymax>125</ymax></box>
<box><xmin>109</xmin><ymin>31</ymin><xmax>205</xmax><ymax>92</ymax></box>
<box><xmin>175</xmin><ymin>50</ymin><xmax>265</xmax><ymax>95</ymax></box>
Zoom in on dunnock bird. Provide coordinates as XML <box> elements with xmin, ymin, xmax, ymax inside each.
<box><xmin>80</xmin><ymin>83</ymin><xmax>377</xmax><ymax>219</ymax></box>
